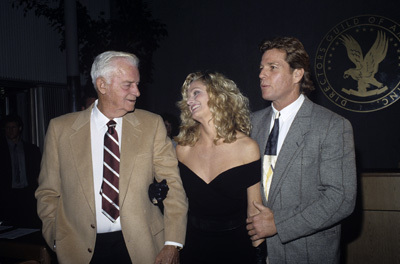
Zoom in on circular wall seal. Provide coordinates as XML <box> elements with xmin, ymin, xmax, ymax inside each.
<box><xmin>314</xmin><ymin>15</ymin><xmax>400</xmax><ymax>112</ymax></box>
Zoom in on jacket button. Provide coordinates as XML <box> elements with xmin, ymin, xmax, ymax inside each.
<box><xmin>88</xmin><ymin>248</ymin><xmax>93</xmax><ymax>253</ymax></box>
<box><xmin>91</xmin><ymin>224</ymin><xmax>95</xmax><ymax>229</ymax></box>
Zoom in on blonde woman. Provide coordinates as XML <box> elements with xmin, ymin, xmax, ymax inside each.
<box><xmin>175</xmin><ymin>71</ymin><xmax>266</xmax><ymax>264</ymax></box>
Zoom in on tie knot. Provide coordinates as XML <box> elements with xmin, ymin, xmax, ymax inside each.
<box><xmin>107</xmin><ymin>120</ymin><xmax>117</xmax><ymax>134</ymax></box>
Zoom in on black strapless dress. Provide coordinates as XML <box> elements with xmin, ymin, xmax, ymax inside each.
<box><xmin>179</xmin><ymin>159</ymin><xmax>261</xmax><ymax>264</ymax></box>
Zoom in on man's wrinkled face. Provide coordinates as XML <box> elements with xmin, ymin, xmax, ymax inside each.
<box><xmin>98</xmin><ymin>59</ymin><xmax>141</xmax><ymax>119</ymax></box>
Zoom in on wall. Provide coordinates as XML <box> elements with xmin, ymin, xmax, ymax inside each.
<box><xmin>1</xmin><ymin>0</ymin><xmax>399</xmax><ymax>170</ymax></box>
<box><xmin>0</xmin><ymin>1</ymin><xmax>66</xmax><ymax>84</ymax></box>
<box><xmin>0</xmin><ymin>0</ymin><xmax>110</xmax><ymax>84</ymax></box>
<box><xmin>147</xmin><ymin>0</ymin><xmax>400</xmax><ymax>170</ymax></box>
<box><xmin>344</xmin><ymin>173</ymin><xmax>400</xmax><ymax>263</ymax></box>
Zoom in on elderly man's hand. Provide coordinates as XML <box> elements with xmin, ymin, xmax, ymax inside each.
<box><xmin>154</xmin><ymin>245</ymin><xmax>179</xmax><ymax>264</ymax></box>
<box><xmin>246</xmin><ymin>201</ymin><xmax>277</xmax><ymax>241</ymax></box>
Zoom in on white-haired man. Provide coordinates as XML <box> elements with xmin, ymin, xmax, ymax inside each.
<box><xmin>36</xmin><ymin>51</ymin><xmax>188</xmax><ymax>264</ymax></box>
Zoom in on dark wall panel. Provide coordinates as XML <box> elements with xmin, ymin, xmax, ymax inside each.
<box><xmin>148</xmin><ymin>0</ymin><xmax>400</xmax><ymax>170</ymax></box>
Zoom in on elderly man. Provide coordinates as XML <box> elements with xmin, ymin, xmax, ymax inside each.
<box><xmin>36</xmin><ymin>51</ymin><xmax>188</xmax><ymax>264</ymax></box>
<box><xmin>247</xmin><ymin>37</ymin><xmax>357</xmax><ymax>263</ymax></box>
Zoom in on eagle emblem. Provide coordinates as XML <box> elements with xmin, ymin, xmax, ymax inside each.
<box><xmin>340</xmin><ymin>31</ymin><xmax>388</xmax><ymax>97</ymax></box>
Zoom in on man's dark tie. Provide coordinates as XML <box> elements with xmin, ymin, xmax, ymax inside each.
<box><xmin>262</xmin><ymin>112</ymin><xmax>280</xmax><ymax>200</ymax></box>
<box><xmin>100</xmin><ymin>120</ymin><xmax>120</xmax><ymax>222</ymax></box>
<box><xmin>265</xmin><ymin>114</ymin><xmax>279</xmax><ymax>156</ymax></box>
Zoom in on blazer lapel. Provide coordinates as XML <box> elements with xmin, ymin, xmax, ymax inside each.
<box><xmin>119</xmin><ymin>113</ymin><xmax>142</xmax><ymax>208</ymax></box>
<box><xmin>267</xmin><ymin>98</ymin><xmax>313</xmax><ymax>206</ymax></box>
<box><xmin>70</xmin><ymin>109</ymin><xmax>96</xmax><ymax>214</ymax></box>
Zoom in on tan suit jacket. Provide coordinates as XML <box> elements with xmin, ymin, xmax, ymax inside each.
<box><xmin>36</xmin><ymin>107</ymin><xmax>188</xmax><ymax>264</ymax></box>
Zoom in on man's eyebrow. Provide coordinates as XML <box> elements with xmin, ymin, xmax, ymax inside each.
<box><xmin>260</xmin><ymin>62</ymin><xmax>280</xmax><ymax>67</ymax></box>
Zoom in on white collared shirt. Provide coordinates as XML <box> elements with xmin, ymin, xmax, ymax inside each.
<box><xmin>270</xmin><ymin>94</ymin><xmax>305</xmax><ymax>157</ymax></box>
<box><xmin>91</xmin><ymin>100</ymin><xmax>123</xmax><ymax>233</ymax></box>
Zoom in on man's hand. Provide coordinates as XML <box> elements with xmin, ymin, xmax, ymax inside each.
<box><xmin>246</xmin><ymin>201</ymin><xmax>277</xmax><ymax>241</ymax></box>
<box><xmin>154</xmin><ymin>245</ymin><xmax>179</xmax><ymax>264</ymax></box>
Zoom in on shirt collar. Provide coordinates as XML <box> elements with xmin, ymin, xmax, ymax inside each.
<box><xmin>271</xmin><ymin>94</ymin><xmax>305</xmax><ymax>122</ymax></box>
<box><xmin>92</xmin><ymin>100</ymin><xmax>123</xmax><ymax>130</ymax></box>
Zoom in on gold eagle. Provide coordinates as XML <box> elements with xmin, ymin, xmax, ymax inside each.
<box><xmin>340</xmin><ymin>31</ymin><xmax>388</xmax><ymax>94</ymax></box>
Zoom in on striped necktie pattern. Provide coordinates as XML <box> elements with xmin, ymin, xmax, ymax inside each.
<box><xmin>100</xmin><ymin>120</ymin><xmax>120</xmax><ymax>222</ymax></box>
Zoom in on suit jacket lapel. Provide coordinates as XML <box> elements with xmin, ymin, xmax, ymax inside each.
<box><xmin>70</xmin><ymin>108</ymin><xmax>95</xmax><ymax>214</ymax></box>
<box><xmin>119</xmin><ymin>113</ymin><xmax>142</xmax><ymax>208</ymax></box>
<box><xmin>267</xmin><ymin>98</ymin><xmax>313</xmax><ymax>206</ymax></box>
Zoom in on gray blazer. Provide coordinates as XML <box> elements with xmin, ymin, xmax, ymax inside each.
<box><xmin>251</xmin><ymin>97</ymin><xmax>357</xmax><ymax>264</ymax></box>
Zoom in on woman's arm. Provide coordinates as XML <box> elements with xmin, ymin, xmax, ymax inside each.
<box><xmin>247</xmin><ymin>182</ymin><xmax>265</xmax><ymax>247</ymax></box>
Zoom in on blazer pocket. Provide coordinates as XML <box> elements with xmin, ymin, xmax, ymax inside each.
<box><xmin>312</xmin><ymin>226</ymin><xmax>339</xmax><ymax>238</ymax></box>
<box><xmin>306</xmin><ymin>227</ymin><xmax>340</xmax><ymax>263</ymax></box>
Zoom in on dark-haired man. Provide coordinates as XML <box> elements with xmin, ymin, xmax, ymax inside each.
<box><xmin>247</xmin><ymin>37</ymin><xmax>357</xmax><ymax>263</ymax></box>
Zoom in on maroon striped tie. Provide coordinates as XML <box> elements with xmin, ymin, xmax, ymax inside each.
<box><xmin>100</xmin><ymin>120</ymin><xmax>120</xmax><ymax>222</ymax></box>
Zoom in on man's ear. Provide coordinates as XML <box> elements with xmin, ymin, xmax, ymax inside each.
<box><xmin>293</xmin><ymin>68</ymin><xmax>304</xmax><ymax>84</ymax></box>
<box><xmin>96</xmin><ymin>77</ymin><xmax>107</xmax><ymax>95</ymax></box>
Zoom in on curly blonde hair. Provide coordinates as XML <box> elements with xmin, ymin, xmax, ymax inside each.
<box><xmin>174</xmin><ymin>71</ymin><xmax>251</xmax><ymax>146</ymax></box>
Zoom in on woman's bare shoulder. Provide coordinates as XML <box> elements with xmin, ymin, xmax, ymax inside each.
<box><xmin>235</xmin><ymin>132</ymin><xmax>260</xmax><ymax>161</ymax></box>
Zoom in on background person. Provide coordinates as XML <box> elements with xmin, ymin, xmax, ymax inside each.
<box><xmin>81</xmin><ymin>92</ymin><xmax>98</xmax><ymax>110</ymax></box>
<box><xmin>0</xmin><ymin>114</ymin><xmax>41</xmax><ymax>228</ymax></box>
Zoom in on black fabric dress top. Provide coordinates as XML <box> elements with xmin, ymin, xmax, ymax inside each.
<box><xmin>179</xmin><ymin>159</ymin><xmax>261</xmax><ymax>264</ymax></box>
